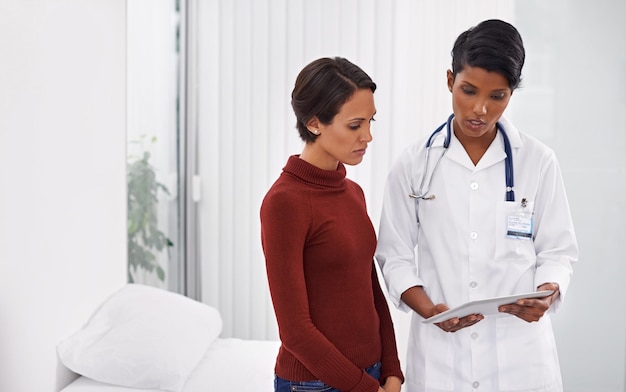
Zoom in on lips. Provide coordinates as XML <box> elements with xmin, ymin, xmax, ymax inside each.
<box><xmin>465</xmin><ymin>119</ymin><xmax>486</xmax><ymax>131</ymax></box>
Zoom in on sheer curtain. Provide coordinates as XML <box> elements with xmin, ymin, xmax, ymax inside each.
<box><xmin>193</xmin><ymin>0</ymin><xmax>514</xmax><ymax>341</ymax></box>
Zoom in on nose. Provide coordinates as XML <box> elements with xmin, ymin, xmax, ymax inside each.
<box><xmin>361</xmin><ymin>125</ymin><xmax>373</xmax><ymax>143</ymax></box>
<box><xmin>473</xmin><ymin>99</ymin><xmax>487</xmax><ymax>116</ymax></box>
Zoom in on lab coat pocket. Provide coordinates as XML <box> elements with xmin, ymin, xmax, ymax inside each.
<box><xmin>495</xmin><ymin>201</ymin><xmax>536</xmax><ymax>261</ymax></box>
<box><xmin>422</xmin><ymin>325</ymin><xmax>454</xmax><ymax>390</ymax></box>
<box><xmin>496</xmin><ymin>316</ymin><xmax>560</xmax><ymax>391</ymax></box>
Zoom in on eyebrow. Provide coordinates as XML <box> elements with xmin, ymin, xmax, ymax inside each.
<box><xmin>348</xmin><ymin>111</ymin><xmax>377</xmax><ymax>122</ymax></box>
<box><xmin>462</xmin><ymin>81</ymin><xmax>509</xmax><ymax>93</ymax></box>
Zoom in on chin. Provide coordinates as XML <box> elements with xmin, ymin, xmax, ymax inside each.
<box><xmin>343</xmin><ymin>158</ymin><xmax>363</xmax><ymax>166</ymax></box>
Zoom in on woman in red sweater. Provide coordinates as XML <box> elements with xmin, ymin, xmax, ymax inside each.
<box><xmin>260</xmin><ymin>57</ymin><xmax>404</xmax><ymax>392</ymax></box>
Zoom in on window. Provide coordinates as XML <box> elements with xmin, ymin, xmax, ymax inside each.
<box><xmin>126</xmin><ymin>0</ymin><xmax>182</xmax><ymax>293</ymax></box>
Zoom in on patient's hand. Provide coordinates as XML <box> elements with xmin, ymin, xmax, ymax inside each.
<box><xmin>381</xmin><ymin>376</ymin><xmax>402</xmax><ymax>392</ymax></box>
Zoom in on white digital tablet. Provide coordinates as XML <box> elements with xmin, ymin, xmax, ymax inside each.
<box><xmin>422</xmin><ymin>290</ymin><xmax>554</xmax><ymax>324</ymax></box>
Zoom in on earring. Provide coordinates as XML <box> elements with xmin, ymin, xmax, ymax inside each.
<box><xmin>309</xmin><ymin>129</ymin><xmax>319</xmax><ymax>135</ymax></box>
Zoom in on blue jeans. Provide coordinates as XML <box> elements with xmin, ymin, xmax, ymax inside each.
<box><xmin>274</xmin><ymin>362</ymin><xmax>381</xmax><ymax>392</ymax></box>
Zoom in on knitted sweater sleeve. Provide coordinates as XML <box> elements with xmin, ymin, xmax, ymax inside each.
<box><xmin>260</xmin><ymin>188</ymin><xmax>380</xmax><ymax>392</ymax></box>
<box><xmin>371</xmin><ymin>263</ymin><xmax>405</xmax><ymax>384</ymax></box>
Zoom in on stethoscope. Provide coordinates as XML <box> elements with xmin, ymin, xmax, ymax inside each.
<box><xmin>409</xmin><ymin>113</ymin><xmax>515</xmax><ymax>201</ymax></box>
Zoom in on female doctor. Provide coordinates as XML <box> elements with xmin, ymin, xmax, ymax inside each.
<box><xmin>375</xmin><ymin>19</ymin><xmax>578</xmax><ymax>392</ymax></box>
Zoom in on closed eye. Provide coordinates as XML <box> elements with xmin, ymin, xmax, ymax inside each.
<box><xmin>349</xmin><ymin>114</ymin><xmax>376</xmax><ymax>131</ymax></box>
<box><xmin>491</xmin><ymin>92</ymin><xmax>508</xmax><ymax>100</ymax></box>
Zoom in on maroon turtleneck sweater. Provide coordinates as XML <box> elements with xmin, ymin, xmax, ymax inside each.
<box><xmin>260</xmin><ymin>155</ymin><xmax>404</xmax><ymax>391</ymax></box>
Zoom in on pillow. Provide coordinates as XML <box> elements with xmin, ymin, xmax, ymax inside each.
<box><xmin>57</xmin><ymin>283</ymin><xmax>222</xmax><ymax>392</ymax></box>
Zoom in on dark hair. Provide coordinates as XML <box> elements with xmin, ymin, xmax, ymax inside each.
<box><xmin>291</xmin><ymin>57</ymin><xmax>376</xmax><ymax>142</ymax></box>
<box><xmin>451</xmin><ymin>19</ymin><xmax>525</xmax><ymax>90</ymax></box>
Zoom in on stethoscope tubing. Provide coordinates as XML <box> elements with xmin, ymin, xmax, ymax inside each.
<box><xmin>415</xmin><ymin>114</ymin><xmax>515</xmax><ymax>201</ymax></box>
<box><xmin>425</xmin><ymin>114</ymin><xmax>453</xmax><ymax>149</ymax></box>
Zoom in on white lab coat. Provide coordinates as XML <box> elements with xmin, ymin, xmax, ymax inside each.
<box><xmin>375</xmin><ymin>117</ymin><xmax>578</xmax><ymax>392</ymax></box>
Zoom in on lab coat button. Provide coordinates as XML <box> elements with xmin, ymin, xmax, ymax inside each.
<box><xmin>469</xmin><ymin>281</ymin><xmax>478</xmax><ymax>288</ymax></box>
<box><xmin>470</xmin><ymin>232</ymin><xmax>478</xmax><ymax>240</ymax></box>
<box><xmin>470</xmin><ymin>182</ymin><xmax>479</xmax><ymax>190</ymax></box>
<box><xmin>472</xmin><ymin>381</ymin><xmax>480</xmax><ymax>388</ymax></box>
<box><xmin>471</xmin><ymin>332</ymin><xmax>478</xmax><ymax>339</ymax></box>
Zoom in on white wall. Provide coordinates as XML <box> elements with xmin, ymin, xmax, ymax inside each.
<box><xmin>0</xmin><ymin>1</ymin><xmax>127</xmax><ymax>391</ymax></box>
<box><xmin>510</xmin><ymin>1</ymin><xmax>626</xmax><ymax>391</ymax></box>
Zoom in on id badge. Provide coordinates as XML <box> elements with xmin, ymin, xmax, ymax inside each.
<box><xmin>506</xmin><ymin>198</ymin><xmax>533</xmax><ymax>240</ymax></box>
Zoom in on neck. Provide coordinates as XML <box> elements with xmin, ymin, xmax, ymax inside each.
<box><xmin>299</xmin><ymin>144</ymin><xmax>339</xmax><ymax>171</ymax></box>
<box><xmin>454</xmin><ymin>126</ymin><xmax>497</xmax><ymax>166</ymax></box>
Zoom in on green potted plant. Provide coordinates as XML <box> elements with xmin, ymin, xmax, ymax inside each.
<box><xmin>127</xmin><ymin>136</ymin><xmax>173</xmax><ymax>283</ymax></box>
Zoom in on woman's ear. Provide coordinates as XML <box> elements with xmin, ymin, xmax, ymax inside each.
<box><xmin>447</xmin><ymin>69</ymin><xmax>454</xmax><ymax>92</ymax></box>
<box><xmin>306</xmin><ymin>117</ymin><xmax>320</xmax><ymax>134</ymax></box>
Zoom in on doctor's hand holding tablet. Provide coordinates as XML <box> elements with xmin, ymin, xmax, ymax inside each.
<box><xmin>423</xmin><ymin>282</ymin><xmax>561</xmax><ymax>330</ymax></box>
